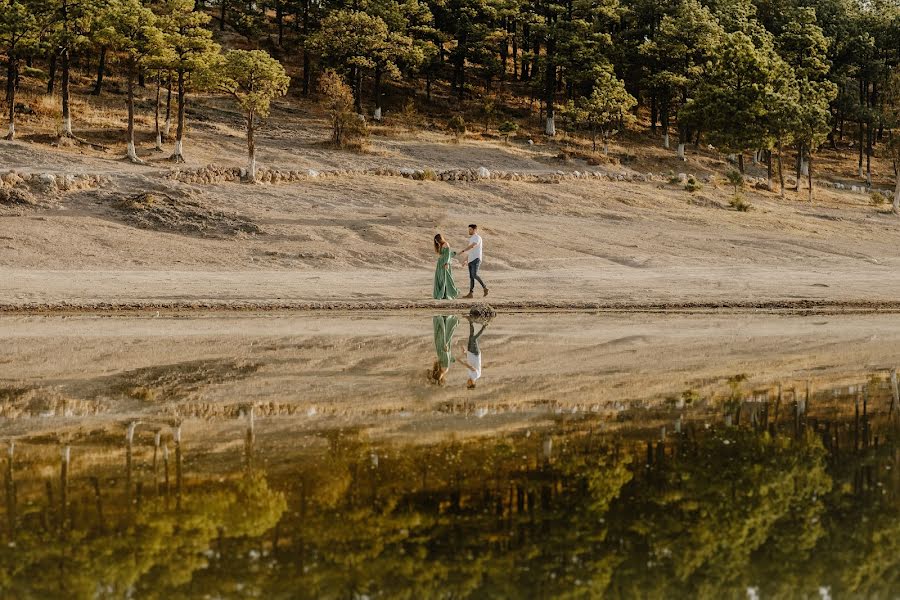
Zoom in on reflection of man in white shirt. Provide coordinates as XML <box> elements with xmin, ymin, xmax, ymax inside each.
<box><xmin>460</xmin><ymin>224</ymin><xmax>488</xmax><ymax>299</ymax></box>
<box><xmin>458</xmin><ymin>317</ymin><xmax>488</xmax><ymax>389</ymax></box>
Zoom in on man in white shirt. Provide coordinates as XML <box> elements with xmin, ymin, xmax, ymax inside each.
<box><xmin>460</xmin><ymin>224</ymin><xmax>489</xmax><ymax>299</ymax></box>
<box><xmin>458</xmin><ymin>317</ymin><xmax>487</xmax><ymax>389</ymax></box>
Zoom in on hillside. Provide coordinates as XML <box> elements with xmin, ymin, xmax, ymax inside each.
<box><xmin>1</xmin><ymin>77</ymin><xmax>900</xmax><ymax>311</ymax></box>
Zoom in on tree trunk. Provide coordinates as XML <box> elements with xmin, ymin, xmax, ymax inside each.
<box><xmin>301</xmin><ymin>0</ymin><xmax>310</xmax><ymax>96</ymax></box>
<box><xmin>662</xmin><ymin>109</ymin><xmax>669</xmax><ymax>149</ymax></box>
<box><xmin>373</xmin><ymin>67</ymin><xmax>382</xmax><ymax>121</ymax></box>
<box><xmin>164</xmin><ymin>72</ymin><xmax>173</xmax><ymax>137</ymax></box>
<box><xmin>4</xmin><ymin>59</ymin><xmax>15</xmax><ymax>140</ymax></box>
<box><xmin>154</xmin><ymin>70</ymin><xmax>163</xmax><ymax>150</ymax></box>
<box><xmin>499</xmin><ymin>16</ymin><xmax>509</xmax><ymax>79</ymax></box>
<box><xmin>808</xmin><ymin>152</ymin><xmax>813</xmax><ymax>202</ymax></box>
<box><xmin>276</xmin><ymin>0</ymin><xmax>284</xmax><ymax>46</ymax></box>
<box><xmin>893</xmin><ymin>159</ymin><xmax>900</xmax><ymax>214</ymax></box>
<box><xmin>766</xmin><ymin>149</ymin><xmax>772</xmax><ymax>190</ymax></box>
<box><xmin>511</xmin><ymin>21</ymin><xmax>518</xmax><ymax>80</ymax></box>
<box><xmin>171</xmin><ymin>69</ymin><xmax>186</xmax><ymax>162</ymax></box>
<box><xmin>220</xmin><ymin>0</ymin><xmax>227</xmax><ymax>30</ymax></box>
<box><xmin>91</xmin><ymin>46</ymin><xmax>107</xmax><ymax>96</ymax></box>
<box><xmin>866</xmin><ymin>119</ymin><xmax>873</xmax><ymax>187</ymax></box>
<box><xmin>777</xmin><ymin>141</ymin><xmax>785</xmax><ymax>198</ymax></box>
<box><xmin>858</xmin><ymin>121</ymin><xmax>864</xmax><ymax>177</ymax></box>
<box><xmin>795</xmin><ymin>146</ymin><xmax>802</xmax><ymax>189</ymax></box>
<box><xmin>47</xmin><ymin>50</ymin><xmax>57</xmax><ymax>94</ymax></box>
<box><xmin>126</xmin><ymin>63</ymin><xmax>140</xmax><ymax>163</ymax></box>
<box><xmin>455</xmin><ymin>31</ymin><xmax>467</xmax><ymax>102</ymax></box>
<box><xmin>738</xmin><ymin>153</ymin><xmax>744</xmax><ymax>174</ymax></box>
<box><xmin>61</xmin><ymin>48</ymin><xmax>73</xmax><ymax>137</ymax></box>
<box><xmin>650</xmin><ymin>95</ymin><xmax>657</xmax><ymax>133</ymax></box>
<box><xmin>544</xmin><ymin>33</ymin><xmax>555</xmax><ymax>136</ymax></box>
<box><xmin>247</xmin><ymin>110</ymin><xmax>256</xmax><ymax>182</ymax></box>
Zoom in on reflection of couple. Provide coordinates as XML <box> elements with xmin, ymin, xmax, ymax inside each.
<box><xmin>433</xmin><ymin>225</ymin><xmax>489</xmax><ymax>300</ymax></box>
<box><xmin>429</xmin><ymin>315</ymin><xmax>487</xmax><ymax>388</ymax></box>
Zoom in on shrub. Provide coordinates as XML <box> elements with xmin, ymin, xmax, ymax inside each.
<box><xmin>667</xmin><ymin>173</ymin><xmax>681</xmax><ymax>184</ymax></box>
<box><xmin>399</xmin><ymin>98</ymin><xmax>419</xmax><ymax>131</ymax></box>
<box><xmin>726</xmin><ymin>169</ymin><xmax>744</xmax><ymax>194</ymax></box>
<box><xmin>481</xmin><ymin>96</ymin><xmax>496</xmax><ymax>132</ymax></box>
<box><xmin>730</xmin><ymin>194</ymin><xmax>751</xmax><ymax>212</ymax></box>
<box><xmin>448</xmin><ymin>115</ymin><xmax>466</xmax><ymax>140</ymax></box>
<box><xmin>684</xmin><ymin>176</ymin><xmax>702</xmax><ymax>192</ymax></box>
<box><xmin>498</xmin><ymin>120</ymin><xmax>519</xmax><ymax>142</ymax></box>
<box><xmin>319</xmin><ymin>70</ymin><xmax>359</xmax><ymax>147</ymax></box>
<box><xmin>871</xmin><ymin>190</ymin><xmax>888</xmax><ymax>206</ymax></box>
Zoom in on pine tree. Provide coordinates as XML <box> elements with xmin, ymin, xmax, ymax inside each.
<box><xmin>640</xmin><ymin>0</ymin><xmax>723</xmax><ymax>156</ymax></box>
<box><xmin>684</xmin><ymin>31</ymin><xmax>794</xmax><ymax>173</ymax></box>
<box><xmin>777</xmin><ymin>6</ymin><xmax>837</xmax><ymax>199</ymax></box>
<box><xmin>100</xmin><ymin>0</ymin><xmax>167</xmax><ymax>162</ymax></box>
<box><xmin>45</xmin><ymin>0</ymin><xmax>108</xmax><ymax>140</ymax></box>
<box><xmin>563</xmin><ymin>65</ymin><xmax>636</xmax><ymax>153</ymax></box>
<box><xmin>161</xmin><ymin>0</ymin><xmax>221</xmax><ymax>162</ymax></box>
<box><xmin>310</xmin><ymin>8</ymin><xmax>422</xmax><ymax>117</ymax></box>
<box><xmin>216</xmin><ymin>49</ymin><xmax>290</xmax><ymax>182</ymax></box>
<box><xmin>0</xmin><ymin>0</ymin><xmax>41</xmax><ymax>140</ymax></box>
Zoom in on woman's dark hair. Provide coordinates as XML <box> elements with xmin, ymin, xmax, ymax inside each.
<box><xmin>428</xmin><ymin>360</ymin><xmax>446</xmax><ymax>385</ymax></box>
<box><xmin>434</xmin><ymin>233</ymin><xmax>446</xmax><ymax>254</ymax></box>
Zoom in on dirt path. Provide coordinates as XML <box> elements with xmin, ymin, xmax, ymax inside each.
<box><xmin>3</xmin><ymin>117</ymin><xmax>900</xmax><ymax>313</ymax></box>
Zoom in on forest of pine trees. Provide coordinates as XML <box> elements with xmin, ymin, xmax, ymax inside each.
<box><xmin>2</xmin><ymin>0</ymin><xmax>900</xmax><ymax>202</ymax></box>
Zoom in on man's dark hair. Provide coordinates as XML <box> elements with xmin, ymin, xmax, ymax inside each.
<box><xmin>468</xmin><ymin>224</ymin><xmax>478</xmax><ymax>229</ymax></box>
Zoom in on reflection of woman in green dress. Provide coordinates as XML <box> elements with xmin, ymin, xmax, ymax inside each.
<box><xmin>428</xmin><ymin>315</ymin><xmax>459</xmax><ymax>385</ymax></box>
<box><xmin>433</xmin><ymin>234</ymin><xmax>460</xmax><ymax>300</ymax></box>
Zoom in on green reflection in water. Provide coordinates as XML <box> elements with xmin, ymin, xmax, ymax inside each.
<box><xmin>1</xmin><ymin>381</ymin><xmax>899</xmax><ymax>599</ymax></box>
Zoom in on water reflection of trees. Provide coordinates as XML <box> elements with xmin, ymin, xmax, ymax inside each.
<box><xmin>0</xmin><ymin>418</ymin><xmax>286</xmax><ymax>599</ymax></box>
<box><xmin>1</xmin><ymin>377</ymin><xmax>898</xmax><ymax>598</ymax></box>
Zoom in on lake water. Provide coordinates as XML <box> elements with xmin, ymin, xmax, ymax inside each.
<box><xmin>1</xmin><ymin>312</ymin><xmax>899</xmax><ymax>598</ymax></box>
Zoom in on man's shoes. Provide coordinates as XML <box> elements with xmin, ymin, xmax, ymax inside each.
<box><xmin>483</xmin><ymin>288</ymin><xmax>489</xmax><ymax>297</ymax></box>
<box><xmin>462</xmin><ymin>292</ymin><xmax>474</xmax><ymax>299</ymax></box>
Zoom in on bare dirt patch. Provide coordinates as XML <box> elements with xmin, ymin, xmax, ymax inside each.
<box><xmin>114</xmin><ymin>191</ymin><xmax>262</xmax><ymax>238</ymax></box>
<box><xmin>100</xmin><ymin>359</ymin><xmax>262</xmax><ymax>403</ymax></box>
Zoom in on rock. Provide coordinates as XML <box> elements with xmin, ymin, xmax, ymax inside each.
<box><xmin>527</xmin><ymin>139</ymin><xmax>534</xmax><ymax>145</ymax></box>
<box><xmin>469</xmin><ymin>304</ymin><xmax>497</xmax><ymax>322</ymax></box>
<box><xmin>36</xmin><ymin>173</ymin><xmax>57</xmax><ymax>192</ymax></box>
<box><xmin>1</xmin><ymin>171</ymin><xmax>21</xmax><ymax>187</ymax></box>
<box><xmin>55</xmin><ymin>174</ymin><xmax>75</xmax><ymax>191</ymax></box>
<box><xmin>399</xmin><ymin>168</ymin><xmax>416</xmax><ymax>177</ymax></box>
<box><xmin>307</xmin><ymin>169</ymin><xmax>319</xmax><ymax>178</ymax></box>
<box><xmin>476</xmin><ymin>166</ymin><xmax>490</xmax><ymax>179</ymax></box>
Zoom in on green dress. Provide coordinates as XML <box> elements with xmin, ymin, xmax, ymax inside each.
<box><xmin>433</xmin><ymin>246</ymin><xmax>460</xmax><ymax>300</ymax></box>
<box><xmin>433</xmin><ymin>315</ymin><xmax>459</xmax><ymax>369</ymax></box>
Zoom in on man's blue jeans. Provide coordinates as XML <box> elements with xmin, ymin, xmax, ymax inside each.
<box><xmin>468</xmin><ymin>258</ymin><xmax>486</xmax><ymax>293</ymax></box>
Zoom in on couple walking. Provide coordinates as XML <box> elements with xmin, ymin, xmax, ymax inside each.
<box><xmin>430</xmin><ymin>315</ymin><xmax>487</xmax><ymax>389</ymax></box>
<box><xmin>433</xmin><ymin>224</ymin><xmax>489</xmax><ymax>300</ymax></box>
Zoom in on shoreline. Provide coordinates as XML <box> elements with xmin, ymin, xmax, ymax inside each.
<box><xmin>4</xmin><ymin>298</ymin><xmax>900</xmax><ymax>315</ymax></box>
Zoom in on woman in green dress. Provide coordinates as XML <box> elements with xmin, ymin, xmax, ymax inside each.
<box><xmin>433</xmin><ymin>234</ymin><xmax>460</xmax><ymax>300</ymax></box>
<box><xmin>428</xmin><ymin>315</ymin><xmax>459</xmax><ymax>385</ymax></box>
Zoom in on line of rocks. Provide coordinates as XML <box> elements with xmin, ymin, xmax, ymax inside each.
<box><xmin>166</xmin><ymin>164</ymin><xmax>893</xmax><ymax>196</ymax></box>
<box><xmin>168</xmin><ymin>164</ymin><xmax>658</xmax><ymax>185</ymax></box>
<box><xmin>1</xmin><ymin>170</ymin><xmax>108</xmax><ymax>209</ymax></box>
<box><xmin>1</xmin><ymin>170</ymin><xmax>107</xmax><ymax>193</ymax></box>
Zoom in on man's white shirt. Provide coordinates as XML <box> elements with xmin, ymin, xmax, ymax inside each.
<box><xmin>468</xmin><ymin>234</ymin><xmax>483</xmax><ymax>263</ymax></box>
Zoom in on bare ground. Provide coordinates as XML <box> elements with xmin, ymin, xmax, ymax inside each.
<box><xmin>1</xmin><ymin>312</ymin><xmax>898</xmax><ymax>441</ymax></box>
<box><xmin>1</xmin><ymin>92</ymin><xmax>900</xmax><ymax>312</ymax></box>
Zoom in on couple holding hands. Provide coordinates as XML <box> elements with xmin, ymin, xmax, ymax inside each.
<box><xmin>433</xmin><ymin>224</ymin><xmax>489</xmax><ymax>300</ymax></box>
